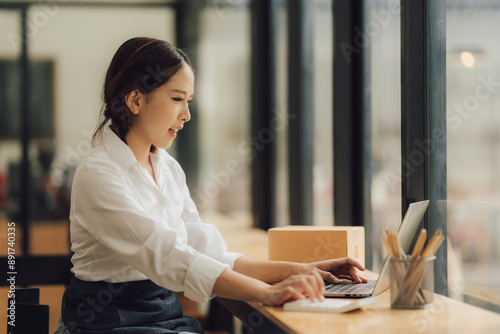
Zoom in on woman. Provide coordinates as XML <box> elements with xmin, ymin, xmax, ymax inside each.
<box><xmin>56</xmin><ymin>37</ymin><xmax>366</xmax><ymax>334</ymax></box>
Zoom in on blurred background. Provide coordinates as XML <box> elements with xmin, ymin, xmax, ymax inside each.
<box><xmin>0</xmin><ymin>0</ymin><xmax>499</xmax><ymax>332</ymax></box>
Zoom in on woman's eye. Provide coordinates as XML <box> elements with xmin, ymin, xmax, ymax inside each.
<box><xmin>172</xmin><ymin>97</ymin><xmax>184</xmax><ymax>102</ymax></box>
<box><xmin>187</xmin><ymin>100</ymin><xmax>194</xmax><ymax>104</ymax></box>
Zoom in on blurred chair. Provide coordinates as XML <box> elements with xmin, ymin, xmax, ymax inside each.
<box><xmin>7</xmin><ymin>288</ymin><xmax>49</xmax><ymax>334</ymax></box>
<box><xmin>1</xmin><ymin>255</ymin><xmax>73</xmax><ymax>334</ymax></box>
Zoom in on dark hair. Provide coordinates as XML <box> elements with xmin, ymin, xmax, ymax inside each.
<box><xmin>93</xmin><ymin>37</ymin><xmax>193</xmax><ymax>148</ymax></box>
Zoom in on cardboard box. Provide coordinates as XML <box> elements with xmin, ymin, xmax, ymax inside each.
<box><xmin>268</xmin><ymin>226</ymin><xmax>365</xmax><ymax>267</ymax></box>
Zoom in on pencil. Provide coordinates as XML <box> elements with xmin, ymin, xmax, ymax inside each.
<box><xmin>388</xmin><ymin>228</ymin><xmax>445</xmax><ymax>306</ymax></box>
<box><xmin>411</xmin><ymin>229</ymin><xmax>427</xmax><ymax>259</ymax></box>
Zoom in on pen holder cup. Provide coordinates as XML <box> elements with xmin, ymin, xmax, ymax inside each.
<box><xmin>390</xmin><ymin>256</ymin><xmax>435</xmax><ymax>309</ymax></box>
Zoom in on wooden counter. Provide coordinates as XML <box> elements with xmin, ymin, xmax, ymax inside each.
<box><xmin>244</xmin><ymin>287</ymin><xmax>500</xmax><ymax>334</ymax></box>
<box><xmin>211</xmin><ymin>215</ymin><xmax>500</xmax><ymax>334</ymax></box>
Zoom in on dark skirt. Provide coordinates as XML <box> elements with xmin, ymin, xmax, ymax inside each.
<box><xmin>60</xmin><ymin>278</ymin><xmax>204</xmax><ymax>334</ymax></box>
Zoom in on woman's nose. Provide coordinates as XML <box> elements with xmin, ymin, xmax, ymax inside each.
<box><xmin>181</xmin><ymin>105</ymin><xmax>191</xmax><ymax>122</ymax></box>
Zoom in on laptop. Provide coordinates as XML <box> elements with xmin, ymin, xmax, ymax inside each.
<box><xmin>324</xmin><ymin>200</ymin><xmax>430</xmax><ymax>298</ymax></box>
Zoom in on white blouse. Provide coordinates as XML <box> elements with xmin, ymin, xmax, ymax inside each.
<box><xmin>69</xmin><ymin>126</ymin><xmax>241</xmax><ymax>303</ymax></box>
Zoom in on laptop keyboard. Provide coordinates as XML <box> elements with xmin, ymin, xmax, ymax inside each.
<box><xmin>325</xmin><ymin>280</ymin><xmax>376</xmax><ymax>294</ymax></box>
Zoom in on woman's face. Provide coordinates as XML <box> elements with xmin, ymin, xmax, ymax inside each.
<box><xmin>130</xmin><ymin>65</ymin><xmax>194</xmax><ymax>149</ymax></box>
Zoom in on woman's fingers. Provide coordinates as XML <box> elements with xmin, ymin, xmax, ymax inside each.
<box><xmin>269</xmin><ymin>286</ymin><xmax>305</xmax><ymax>306</ymax></box>
<box><xmin>264</xmin><ymin>271</ymin><xmax>325</xmax><ymax>306</ymax></box>
<box><xmin>319</xmin><ymin>270</ymin><xmax>340</xmax><ymax>284</ymax></box>
<box><xmin>293</xmin><ymin>271</ymin><xmax>324</xmax><ymax>302</ymax></box>
<box><xmin>315</xmin><ymin>257</ymin><xmax>365</xmax><ymax>274</ymax></box>
<box><xmin>315</xmin><ymin>257</ymin><xmax>369</xmax><ymax>284</ymax></box>
<box><xmin>263</xmin><ymin>258</ymin><xmax>370</xmax><ymax>306</ymax></box>
<box><xmin>310</xmin><ymin>270</ymin><xmax>326</xmax><ymax>301</ymax></box>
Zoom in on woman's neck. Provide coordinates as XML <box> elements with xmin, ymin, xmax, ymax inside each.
<box><xmin>125</xmin><ymin>132</ymin><xmax>156</xmax><ymax>183</ymax></box>
<box><xmin>127</xmin><ymin>137</ymin><xmax>150</xmax><ymax>166</ymax></box>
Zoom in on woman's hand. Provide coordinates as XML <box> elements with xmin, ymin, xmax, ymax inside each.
<box><xmin>316</xmin><ymin>257</ymin><xmax>367</xmax><ymax>284</ymax></box>
<box><xmin>217</xmin><ymin>257</ymin><xmax>366</xmax><ymax>307</ymax></box>
<box><xmin>258</xmin><ymin>270</ymin><xmax>325</xmax><ymax>306</ymax></box>
<box><xmin>298</xmin><ymin>257</ymin><xmax>367</xmax><ymax>284</ymax></box>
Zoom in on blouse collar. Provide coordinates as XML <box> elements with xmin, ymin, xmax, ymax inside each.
<box><xmin>103</xmin><ymin>126</ymin><xmax>138</xmax><ymax>172</ymax></box>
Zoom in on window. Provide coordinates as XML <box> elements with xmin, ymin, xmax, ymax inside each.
<box><xmin>446</xmin><ymin>0</ymin><xmax>500</xmax><ymax>312</ymax></box>
<box><xmin>370</xmin><ymin>0</ymin><xmax>402</xmax><ymax>271</ymax></box>
<box><xmin>195</xmin><ymin>2</ymin><xmax>252</xmax><ymax>218</ymax></box>
<box><xmin>313</xmin><ymin>0</ymin><xmax>334</xmax><ymax>226</ymax></box>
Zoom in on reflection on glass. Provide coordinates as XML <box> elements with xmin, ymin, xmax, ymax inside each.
<box><xmin>459</xmin><ymin>51</ymin><xmax>475</xmax><ymax>68</ymax></box>
<box><xmin>444</xmin><ymin>201</ymin><xmax>500</xmax><ymax>311</ymax></box>
<box><xmin>447</xmin><ymin>0</ymin><xmax>500</xmax><ymax>312</ymax></box>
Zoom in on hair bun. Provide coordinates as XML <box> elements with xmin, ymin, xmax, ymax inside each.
<box><xmin>104</xmin><ymin>104</ymin><xmax>111</xmax><ymax>117</ymax></box>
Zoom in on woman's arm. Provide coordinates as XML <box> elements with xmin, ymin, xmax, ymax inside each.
<box><xmin>232</xmin><ymin>256</ymin><xmax>304</xmax><ymax>283</ymax></box>
<box><xmin>232</xmin><ymin>256</ymin><xmax>367</xmax><ymax>284</ymax></box>
<box><xmin>211</xmin><ymin>267</ymin><xmax>325</xmax><ymax>306</ymax></box>
<box><xmin>214</xmin><ymin>256</ymin><xmax>366</xmax><ymax>306</ymax></box>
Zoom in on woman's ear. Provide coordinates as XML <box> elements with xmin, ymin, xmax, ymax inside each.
<box><xmin>124</xmin><ymin>89</ymin><xmax>142</xmax><ymax>115</ymax></box>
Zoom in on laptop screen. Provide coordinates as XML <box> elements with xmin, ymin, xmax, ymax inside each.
<box><xmin>372</xmin><ymin>200</ymin><xmax>429</xmax><ymax>296</ymax></box>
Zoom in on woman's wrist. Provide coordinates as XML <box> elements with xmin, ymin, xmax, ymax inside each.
<box><xmin>293</xmin><ymin>262</ymin><xmax>316</xmax><ymax>275</ymax></box>
<box><xmin>253</xmin><ymin>284</ymin><xmax>272</xmax><ymax>303</ymax></box>
<box><xmin>212</xmin><ymin>268</ymin><xmax>272</xmax><ymax>302</ymax></box>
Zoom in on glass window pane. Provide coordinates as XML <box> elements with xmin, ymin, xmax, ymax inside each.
<box><xmin>313</xmin><ymin>0</ymin><xmax>334</xmax><ymax>226</ymax></box>
<box><xmin>196</xmin><ymin>3</ymin><xmax>251</xmax><ymax>217</ymax></box>
<box><xmin>275</xmin><ymin>0</ymin><xmax>289</xmax><ymax>227</ymax></box>
<box><xmin>0</xmin><ymin>9</ymin><xmax>21</xmax><ymax>219</ymax></box>
<box><xmin>370</xmin><ymin>0</ymin><xmax>402</xmax><ymax>271</ymax></box>
<box><xmin>446</xmin><ymin>0</ymin><xmax>500</xmax><ymax>312</ymax></box>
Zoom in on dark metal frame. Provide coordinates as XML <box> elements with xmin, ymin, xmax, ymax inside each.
<box><xmin>20</xmin><ymin>5</ymin><xmax>30</xmax><ymax>257</ymax></box>
<box><xmin>287</xmin><ymin>0</ymin><xmax>314</xmax><ymax>226</ymax></box>
<box><xmin>401</xmin><ymin>0</ymin><xmax>448</xmax><ymax>295</ymax></box>
<box><xmin>250</xmin><ymin>0</ymin><xmax>278</xmax><ymax>230</ymax></box>
<box><xmin>174</xmin><ymin>0</ymin><xmax>202</xmax><ymax>190</ymax></box>
<box><xmin>333</xmin><ymin>0</ymin><xmax>373</xmax><ymax>268</ymax></box>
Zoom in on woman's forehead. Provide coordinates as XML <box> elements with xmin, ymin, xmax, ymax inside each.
<box><xmin>164</xmin><ymin>66</ymin><xmax>194</xmax><ymax>96</ymax></box>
